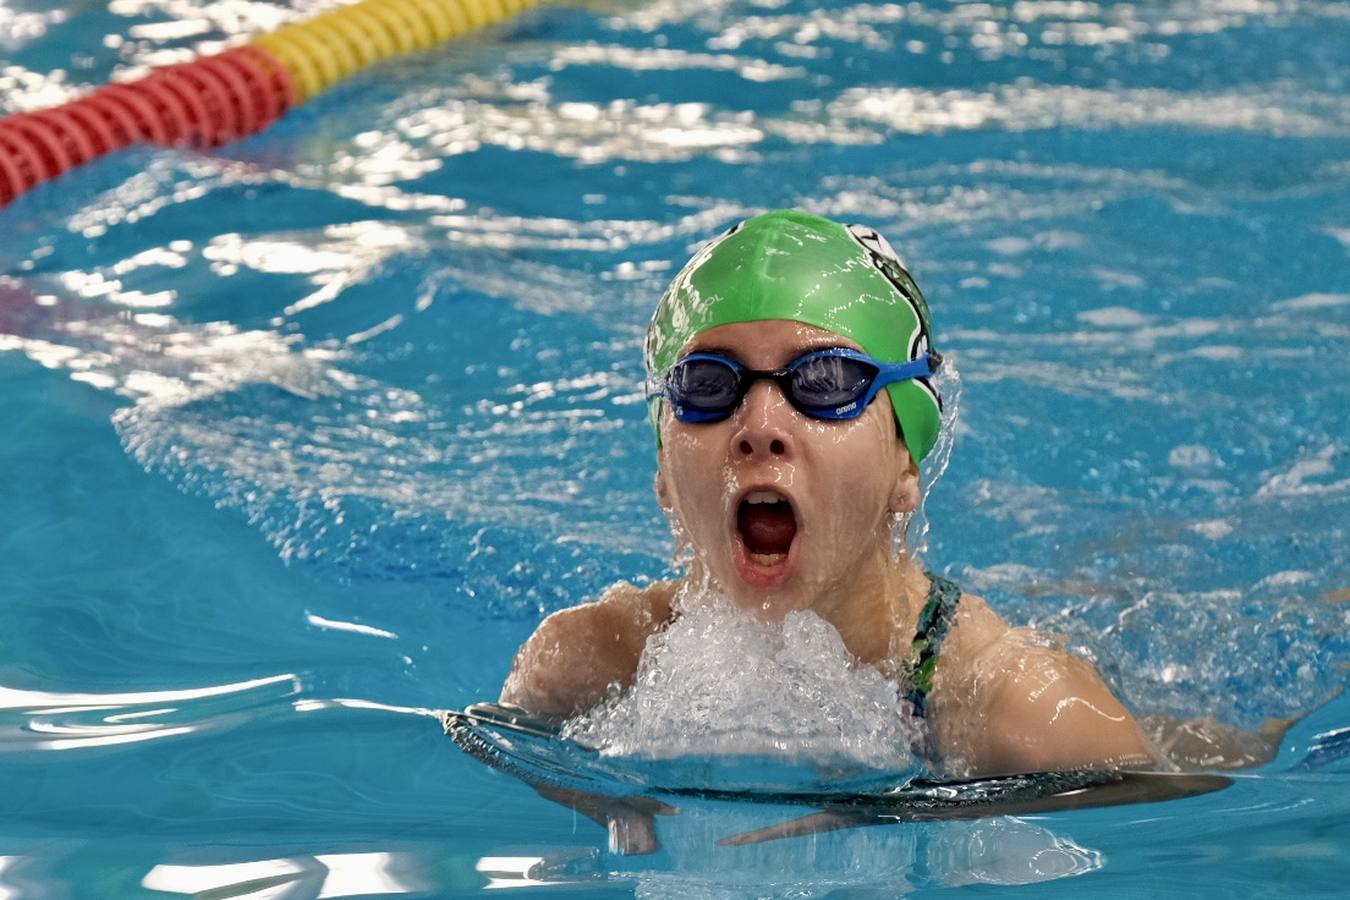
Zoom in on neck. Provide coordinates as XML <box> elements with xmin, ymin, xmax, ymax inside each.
<box><xmin>811</xmin><ymin>547</ymin><xmax>928</xmax><ymax>673</ymax></box>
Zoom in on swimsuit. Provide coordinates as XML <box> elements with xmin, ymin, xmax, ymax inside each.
<box><xmin>905</xmin><ymin>572</ymin><xmax>963</xmax><ymax>718</ymax></box>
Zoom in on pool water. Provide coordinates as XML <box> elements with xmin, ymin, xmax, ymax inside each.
<box><xmin>2</xmin><ymin>0</ymin><xmax>1348</xmax><ymax>895</ymax></box>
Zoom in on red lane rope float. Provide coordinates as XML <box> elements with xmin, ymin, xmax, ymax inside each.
<box><xmin>217</xmin><ymin>54</ymin><xmax>270</xmax><ymax>135</ymax></box>
<box><xmin>0</xmin><ymin>129</ymin><xmax>34</xmax><ymax>204</ymax></box>
<box><xmin>2</xmin><ymin>116</ymin><xmax>73</xmax><ymax>183</ymax></box>
<box><xmin>172</xmin><ymin>63</ymin><xmax>238</xmax><ymax>144</ymax></box>
<box><xmin>6</xmin><ymin>115</ymin><xmax>77</xmax><ymax>180</ymax></box>
<box><xmin>125</xmin><ymin>76</ymin><xmax>195</xmax><ymax>144</ymax></box>
<box><xmin>60</xmin><ymin>102</ymin><xmax>120</xmax><ymax>156</ymax></box>
<box><xmin>6</xmin><ymin>115</ymin><xmax>75</xmax><ymax>179</ymax></box>
<box><xmin>30</xmin><ymin>110</ymin><xmax>97</xmax><ymax>166</ymax></box>
<box><xmin>0</xmin><ymin>0</ymin><xmax>542</xmax><ymax>207</ymax></box>
<box><xmin>74</xmin><ymin>91</ymin><xmax>138</xmax><ymax>149</ymax></box>
<box><xmin>220</xmin><ymin>49</ymin><xmax>283</xmax><ymax>133</ymax></box>
<box><xmin>0</xmin><ymin>43</ymin><xmax>299</xmax><ymax>201</ymax></box>
<box><xmin>236</xmin><ymin>45</ymin><xmax>297</xmax><ymax>114</ymax></box>
<box><xmin>141</xmin><ymin>68</ymin><xmax>213</xmax><ymax>146</ymax></box>
<box><xmin>98</xmin><ymin>83</ymin><xmax>172</xmax><ymax>144</ymax></box>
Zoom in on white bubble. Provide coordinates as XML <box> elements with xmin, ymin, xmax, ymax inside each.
<box><xmin>1168</xmin><ymin>444</ymin><xmax>1217</xmax><ymax>469</ymax></box>
<box><xmin>564</xmin><ymin>586</ymin><xmax>922</xmax><ymax>774</ymax></box>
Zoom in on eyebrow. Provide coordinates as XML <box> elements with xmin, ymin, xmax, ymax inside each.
<box><xmin>686</xmin><ymin>345</ymin><xmax>737</xmax><ymax>358</ymax></box>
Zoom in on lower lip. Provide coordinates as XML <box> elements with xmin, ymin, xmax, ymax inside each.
<box><xmin>732</xmin><ymin>526</ymin><xmax>799</xmax><ymax>589</ymax></box>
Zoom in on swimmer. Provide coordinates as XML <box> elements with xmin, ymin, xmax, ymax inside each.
<box><xmin>499</xmin><ymin>210</ymin><xmax>1293</xmax><ymax>849</ymax></box>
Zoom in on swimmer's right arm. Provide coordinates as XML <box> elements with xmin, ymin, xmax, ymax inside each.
<box><xmin>498</xmin><ymin>581</ymin><xmax>679</xmax><ymax>855</ymax></box>
<box><xmin>500</xmin><ymin>581</ymin><xmax>676</xmax><ymax>719</ymax></box>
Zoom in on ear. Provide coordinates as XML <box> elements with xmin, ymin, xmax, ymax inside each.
<box><xmin>889</xmin><ymin>450</ymin><xmax>920</xmax><ymax>515</ymax></box>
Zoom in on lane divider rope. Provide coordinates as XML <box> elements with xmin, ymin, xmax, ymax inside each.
<box><xmin>0</xmin><ymin>0</ymin><xmax>540</xmax><ymax>208</ymax></box>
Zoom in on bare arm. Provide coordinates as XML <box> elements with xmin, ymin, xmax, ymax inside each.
<box><xmin>927</xmin><ymin>594</ymin><xmax>1311</xmax><ymax>774</ymax></box>
<box><xmin>498</xmin><ymin>581</ymin><xmax>678</xmax><ymax>855</ymax></box>
<box><xmin>500</xmin><ymin>581</ymin><xmax>675</xmax><ymax>719</ymax></box>
<box><xmin>964</xmin><ymin>636</ymin><xmax>1156</xmax><ymax>774</ymax></box>
<box><xmin>930</xmin><ymin>598</ymin><xmax>1156</xmax><ymax>776</ymax></box>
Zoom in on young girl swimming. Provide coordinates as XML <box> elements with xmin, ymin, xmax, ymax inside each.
<box><xmin>497</xmin><ymin>210</ymin><xmax>1289</xmax><ymax>846</ymax></box>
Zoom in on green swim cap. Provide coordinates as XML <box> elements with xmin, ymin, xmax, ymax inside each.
<box><xmin>645</xmin><ymin>209</ymin><xmax>942</xmax><ymax>464</ymax></box>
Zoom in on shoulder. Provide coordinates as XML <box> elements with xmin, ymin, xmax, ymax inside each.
<box><xmin>931</xmin><ymin>592</ymin><xmax>1154</xmax><ymax>775</ymax></box>
<box><xmin>943</xmin><ymin>590</ymin><xmax>1011</xmax><ymax>660</ymax></box>
<box><xmin>923</xmin><ymin>589</ymin><xmax>1012</xmax><ymax>687</ymax></box>
<box><xmin>499</xmin><ymin>580</ymin><xmax>677</xmax><ymax>717</ymax></box>
<box><xmin>521</xmin><ymin>580</ymin><xmax>680</xmax><ymax>658</ymax></box>
<box><xmin>597</xmin><ymin>578</ymin><xmax>679</xmax><ymax>628</ymax></box>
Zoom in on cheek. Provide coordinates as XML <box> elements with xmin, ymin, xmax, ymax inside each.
<box><xmin>659</xmin><ymin>427</ymin><xmax>731</xmax><ymax>529</ymax></box>
<box><xmin>808</xmin><ymin>416</ymin><xmax>904</xmax><ymax>528</ymax></box>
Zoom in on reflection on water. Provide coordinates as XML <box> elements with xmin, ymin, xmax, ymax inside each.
<box><xmin>143</xmin><ymin>851</ymin><xmax>425</xmax><ymax>898</ymax></box>
<box><xmin>25</xmin><ymin>818</ymin><xmax>1101</xmax><ymax>896</ymax></box>
<box><xmin>930</xmin><ymin>818</ymin><xmax>1104</xmax><ymax>887</ymax></box>
<box><xmin>0</xmin><ymin>674</ymin><xmax>300</xmax><ymax>751</ymax></box>
<box><xmin>600</xmin><ymin>809</ymin><xmax>1103</xmax><ymax>894</ymax></box>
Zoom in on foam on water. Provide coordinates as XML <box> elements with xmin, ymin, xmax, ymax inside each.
<box><xmin>564</xmin><ymin>586</ymin><xmax>921</xmax><ymax>773</ymax></box>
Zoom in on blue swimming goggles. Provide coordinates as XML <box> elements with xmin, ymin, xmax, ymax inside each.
<box><xmin>651</xmin><ymin>347</ymin><xmax>942</xmax><ymax>424</ymax></box>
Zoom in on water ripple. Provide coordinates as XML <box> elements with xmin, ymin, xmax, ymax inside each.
<box><xmin>0</xmin><ymin>673</ymin><xmax>301</xmax><ymax>752</ymax></box>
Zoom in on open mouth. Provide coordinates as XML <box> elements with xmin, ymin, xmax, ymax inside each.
<box><xmin>734</xmin><ymin>490</ymin><xmax>798</xmax><ymax>584</ymax></box>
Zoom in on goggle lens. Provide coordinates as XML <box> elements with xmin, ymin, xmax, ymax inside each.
<box><xmin>668</xmin><ymin>358</ymin><xmax>743</xmax><ymax>413</ymax></box>
<box><xmin>790</xmin><ymin>355</ymin><xmax>873</xmax><ymax>408</ymax></box>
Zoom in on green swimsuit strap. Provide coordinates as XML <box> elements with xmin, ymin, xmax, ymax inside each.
<box><xmin>906</xmin><ymin>572</ymin><xmax>963</xmax><ymax>718</ymax></box>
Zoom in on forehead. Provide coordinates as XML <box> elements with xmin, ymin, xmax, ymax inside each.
<box><xmin>681</xmin><ymin>320</ymin><xmax>863</xmax><ymax>361</ymax></box>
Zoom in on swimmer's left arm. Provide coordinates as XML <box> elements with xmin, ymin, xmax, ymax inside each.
<box><xmin>966</xmin><ymin>637</ymin><xmax>1157</xmax><ymax>774</ymax></box>
<box><xmin>931</xmin><ymin>600</ymin><xmax>1157</xmax><ymax>776</ymax></box>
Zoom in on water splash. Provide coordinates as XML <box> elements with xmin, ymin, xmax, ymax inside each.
<box><xmin>564</xmin><ymin>585</ymin><xmax>922</xmax><ymax>774</ymax></box>
<box><xmin>901</xmin><ymin>353</ymin><xmax>964</xmax><ymax>558</ymax></box>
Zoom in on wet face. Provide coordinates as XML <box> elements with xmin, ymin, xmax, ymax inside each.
<box><xmin>656</xmin><ymin>320</ymin><xmax>920</xmax><ymax>620</ymax></box>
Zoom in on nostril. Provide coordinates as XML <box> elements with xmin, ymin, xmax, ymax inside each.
<box><xmin>770</xmin><ymin>439</ymin><xmax>785</xmax><ymax>455</ymax></box>
<box><xmin>739</xmin><ymin>439</ymin><xmax>753</xmax><ymax>456</ymax></box>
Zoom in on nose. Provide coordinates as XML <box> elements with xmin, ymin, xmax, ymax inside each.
<box><xmin>731</xmin><ymin>379</ymin><xmax>795</xmax><ymax>460</ymax></box>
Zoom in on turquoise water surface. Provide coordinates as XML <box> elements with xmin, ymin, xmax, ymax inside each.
<box><xmin>2</xmin><ymin>0</ymin><xmax>1349</xmax><ymax>896</ymax></box>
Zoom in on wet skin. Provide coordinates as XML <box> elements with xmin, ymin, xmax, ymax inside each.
<box><xmin>654</xmin><ymin>321</ymin><xmax>921</xmax><ymax>637</ymax></box>
<box><xmin>500</xmin><ymin>320</ymin><xmax>1286</xmax><ymax>852</ymax></box>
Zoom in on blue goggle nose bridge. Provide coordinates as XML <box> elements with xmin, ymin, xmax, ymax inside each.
<box><xmin>654</xmin><ymin>348</ymin><xmax>941</xmax><ymax>424</ymax></box>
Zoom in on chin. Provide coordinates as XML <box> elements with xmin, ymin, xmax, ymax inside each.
<box><xmin>724</xmin><ymin>584</ymin><xmax>808</xmax><ymax>622</ymax></box>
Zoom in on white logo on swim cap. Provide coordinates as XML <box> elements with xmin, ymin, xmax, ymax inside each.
<box><xmin>847</xmin><ymin>224</ymin><xmax>908</xmax><ymax>271</ymax></box>
<box><xmin>845</xmin><ymin>223</ymin><xmax>940</xmax><ymax>411</ymax></box>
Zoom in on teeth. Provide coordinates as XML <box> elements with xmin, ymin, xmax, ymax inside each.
<box><xmin>749</xmin><ymin>552</ymin><xmax>787</xmax><ymax>566</ymax></box>
<box><xmin>745</xmin><ymin>491</ymin><xmax>784</xmax><ymax>505</ymax></box>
